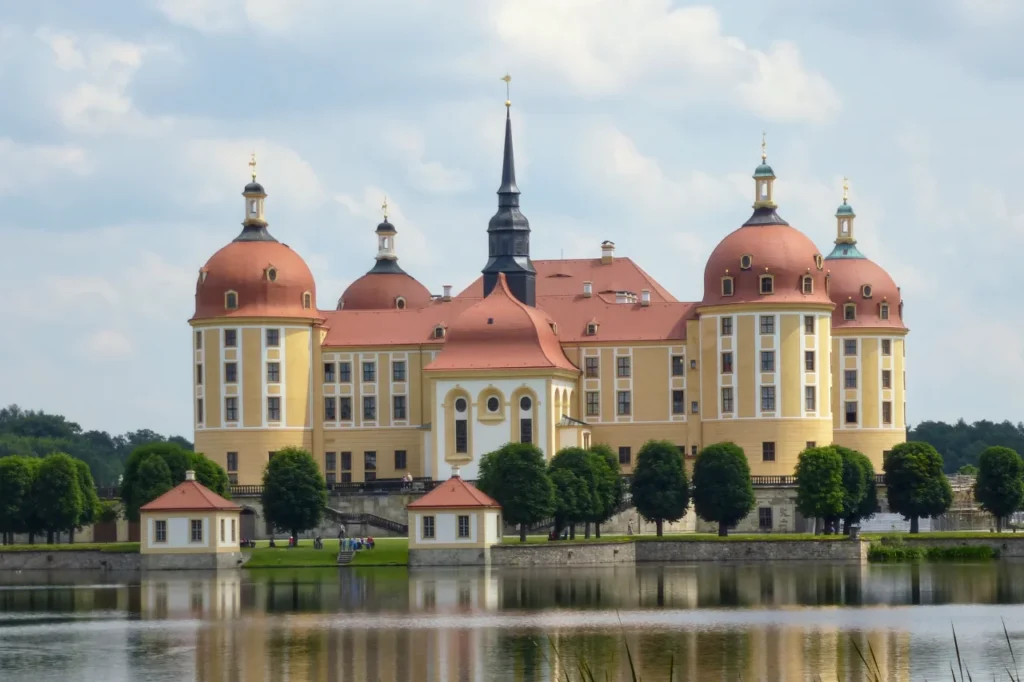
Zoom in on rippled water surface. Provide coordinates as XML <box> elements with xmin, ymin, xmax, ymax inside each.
<box><xmin>3</xmin><ymin>562</ymin><xmax>1024</xmax><ymax>681</ymax></box>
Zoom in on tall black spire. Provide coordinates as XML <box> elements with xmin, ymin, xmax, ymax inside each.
<box><xmin>482</xmin><ymin>90</ymin><xmax>536</xmax><ymax>306</ymax></box>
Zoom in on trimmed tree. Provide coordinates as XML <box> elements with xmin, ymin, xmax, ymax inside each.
<box><xmin>974</xmin><ymin>446</ymin><xmax>1024</xmax><ymax>532</ymax></box>
<box><xmin>550</xmin><ymin>469</ymin><xmax>591</xmax><ymax>539</ymax></box>
<box><xmin>630</xmin><ymin>440</ymin><xmax>689</xmax><ymax>537</ymax></box>
<box><xmin>72</xmin><ymin>459</ymin><xmax>100</xmax><ymax>544</ymax></box>
<box><xmin>884</xmin><ymin>441</ymin><xmax>953</xmax><ymax>533</ymax></box>
<box><xmin>692</xmin><ymin>442</ymin><xmax>755</xmax><ymax>537</ymax></box>
<box><xmin>33</xmin><ymin>453</ymin><xmax>84</xmax><ymax>543</ymax></box>
<box><xmin>261</xmin><ymin>446</ymin><xmax>327</xmax><ymax>541</ymax></box>
<box><xmin>0</xmin><ymin>456</ymin><xmax>35</xmax><ymax>545</ymax></box>
<box><xmin>549</xmin><ymin>447</ymin><xmax>603</xmax><ymax>539</ymax></box>
<box><xmin>795</xmin><ymin>446</ymin><xmax>845</xmax><ymax>535</ymax></box>
<box><xmin>590</xmin><ymin>443</ymin><xmax>625</xmax><ymax>538</ymax></box>
<box><xmin>134</xmin><ymin>454</ymin><xmax>175</xmax><ymax>513</ymax></box>
<box><xmin>837</xmin><ymin>447</ymin><xmax>877</xmax><ymax>533</ymax></box>
<box><xmin>476</xmin><ymin>442</ymin><xmax>556</xmax><ymax>542</ymax></box>
<box><xmin>121</xmin><ymin>443</ymin><xmax>230</xmax><ymax>520</ymax></box>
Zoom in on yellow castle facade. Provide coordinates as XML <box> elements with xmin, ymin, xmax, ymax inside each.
<box><xmin>189</xmin><ymin>110</ymin><xmax>907</xmax><ymax>486</ymax></box>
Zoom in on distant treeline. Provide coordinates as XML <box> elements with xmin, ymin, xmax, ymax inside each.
<box><xmin>0</xmin><ymin>404</ymin><xmax>193</xmax><ymax>486</ymax></box>
<box><xmin>909</xmin><ymin>419</ymin><xmax>1024</xmax><ymax>474</ymax></box>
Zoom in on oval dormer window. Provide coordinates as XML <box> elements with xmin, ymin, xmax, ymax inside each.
<box><xmin>861</xmin><ymin>284</ymin><xmax>873</xmax><ymax>299</ymax></box>
<box><xmin>396</xmin><ymin>296</ymin><xmax>406</xmax><ymax>310</ymax></box>
<box><xmin>266</xmin><ymin>267</ymin><xmax>277</xmax><ymax>282</ymax></box>
<box><xmin>520</xmin><ymin>396</ymin><xmax>532</xmax><ymax>411</ymax></box>
<box><xmin>740</xmin><ymin>254</ymin><xmax>753</xmax><ymax>270</ymax></box>
<box><xmin>487</xmin><ymin>396</ymin><xmax>500</xmax><ymax>412</ymax></box>
<box><xmin>455</xmin><ymin>398</ymin><xmax>467</xmax><ymax>413</ymax></box>
<box><xmin>814</xmin><ymin>254</ymin><xmax>824</xmax><ymax>270</ymax></box>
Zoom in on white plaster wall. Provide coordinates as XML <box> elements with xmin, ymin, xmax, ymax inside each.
<box><xmin>147</xmin><ymin>517</ymin><xmax>209</xmax><ymax>549</ymax></box>
<box><xmin>483</xmin><ymin>511</ymin><xmax>501</xmax><ymax>545</ymax></box>
<box><xmin>412</xmin><ymin>511</ymin><xmax>477</xmax><ymax>544</ymax></box>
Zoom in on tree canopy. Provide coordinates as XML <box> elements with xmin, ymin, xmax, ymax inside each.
<box><xmin>32</xmin><ymin>453</ymin><xmax>85</xmax><ymax>542</ymax></box>
<box><xmin>120</xmin><ymin>443</ymin><xmax>229</xmax><ymax>520</ymax></box>
<box><xmin>692</xmin><ymin>442</ymin><xmax>754</xmax><ymax>537</ymax></box>
<box><xmin>973</xmin><ymin>446</ymin><xmax>1024</xmax><ymax>531</ymax></box>
<box><xmin>883</xmin><ymin>441</ymin><xmax>953</xmax><ymax>533</ymax></box>
<box><xmin>476</xmin><ymin>442</ymin><xmax>555</xmax><ymax>542</ymax></box>
<box><xmin>260</xmin><ymin>447</ymin><xmax>328</xmax><ymax>539</ymax></box>
<box><xmin>835</xmin><ymin>446</ymin><xmax>877</xmax><ymax>532</ymax></box>
<box><xmin>630</xmin><ymin>440</ymin><xmax>689</xmax><ymax>536</ymax></box>
<box><xmin>794</xmin><ymin>446</ymin><xmax>845</xmax><ymax>533</ymax></box>
<box><xmin>910</xmin><ymin>419</ymin><xmax>1024</xmax><ymax>474</ymax></box>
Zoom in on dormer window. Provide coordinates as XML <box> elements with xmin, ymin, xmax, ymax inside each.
<box><xmin>740</xmin><ymin>254</ymin><xmax>753</xmax><ymax>270</ymax></box>
<box><xmin>844</xmin><ymin>303</ymin><xmax>857</xmax><ymax>321</ymax></box>
<box><xmin>801</xmin><ymin>276</ymin><xmax>813</xmax><ymax>295</ymax></box>
<box><xmin>549</xmin><ymin>323</ymin><xmax>558</xmax><ymax>334</ymax></box>
<box><xmin>433</xmin><ymin>325</ymin><xmax>446</xmax><ymax>339</ymax></box>
<box><xmin>759</xmin><ymin>274</ymin><xmax>774</xmax><ymax>295</ymax></box>
<box><xmin>225</xmin><ymin>291</ymin><xmax>238</xmax><ymax>310</ymax></box>
<box><xmin>198</xmin><ymin>269</ymin><xmax>208</xmax><ymax>284</ymax></box>
<box><xmin>395</xmin><ymin>296</ymin><xmax>406</xmax><ymax>310</ymax></box>
<box><xmin>880</xmin><ymin>303</ymin><xmax>890</xmax><ymax>320</ymax></box>
<box><xmin>861</xmin><ymin>284</ymin><xmax>873</xmax><ymax>299</ymax></box>
<box><xmin>249</xmin><ymin>199</ymin><xmax>258</xmax><ymax>216</ymax></box>
<box><xmin>586</xmin><ymin>322</ymin><xmax>598</xmax><ymax>336</ymax></box>
<box><xmin>721</xmin><ymin>276</ymin><xmax>734</xmax><ymax>296</ymax></box>
<box><xmin>814</xmin><ymin>254</ymin><xmax>824</xmax><ymax>270</ymax></box>
<box><xmin>303</xmin><ymin>292</ymin><xmax>312</xmax><ymax>309</ymax></box>
<box><xmin>266</xmin><ymin>267</ymin><xmax>277</xmax><ymax>282</ymax></box>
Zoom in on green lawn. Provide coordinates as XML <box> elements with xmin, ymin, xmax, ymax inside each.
<box><xmin>0</xmin><ymin>542</ymin><xmax>139</xmax><ymax>553</ymax></box>
<box><xmin>502</xmin><ymin>533</ymin><xmax>851</xmax><ymax>544</ymax></box>
<box><xmin>243</xmin><ymin>537</ymin><xmax>408</xmax><ymax>568</ymax></box>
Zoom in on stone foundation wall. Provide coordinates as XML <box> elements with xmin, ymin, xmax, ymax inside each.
<box><xmin>142</xmin><ymin>552</ymin><xmax>246</xmax><ymax>571</ymax></box>
<box><xmin>409</xmin><ymin>547</ymin><xmax>492</xmax><ymax>567</ymax></box>
<box><xmin>635</xmin><ymin>539</ymin><xmax>868</xmax><ymax>563</ymax></box>
<box><xmin>0</xmin><ymin>551</ymin><xmax>141</xmax><ymax>572</ymax></box>
<box><xmin>491</xmin><ymin>542</ymin><xmax>635</xmax><ymax>567</ymax></box>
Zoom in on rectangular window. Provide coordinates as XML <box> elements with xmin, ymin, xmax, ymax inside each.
<box><xmin>195</xmin><ymin>330</ymin><xmax>202</xmax><ymax>349</ymax></box>
<box><xmin>325</xmin><ymin>452</ymin><xmax>336</xmax><ymax>472</ymax></box>
<box><xmin>224</xmin><ymin>329</ymin><xmax>237</xmax><ymax>348</ymax></box>
<box><xmin>324</xmin><ymin>362</ymin><xmax>335</xmax><ymax>383</ymax></box>
<box><xmin>618</xmin><ymin>447</ymin><xmax>632</xmax><ymax>466</ymax></box>
<box><xmin>586</xmin><ymin>391</ymin><xmax>600</xmax><ymax>417</ymax></box>
<box><xmin>672</xmin><ymin>390</ymin><xmax>685</xmax><ymax>414</ymax></box>
<box><xmin>393</xmin><ymin>395</ymin><xmax>407</xmax><ymax>420</ymax></box>
<box><xmin>190</xmin><ymin>519</ymin><xmax>203</xmax><ymax>543</ymax></box>
<box><xmin>805</xmin><ymin>351</ymin><xmax>815</xmax><ymax>371</ymax></box>
<box><xmin>758</xmin><ymin>507</ymin><xmax>773</xmax><ymax>531</ymax></box>
<box><xmin>422</xmin><ymin>516</ymin><xmax>435</xmax><ymax>539</ymax></box>
<box><xmin>339</xmin><ymin>362</ymin><xmax>352</xmax><ymax>383</ymax></box>
<box><xmin>882</xmin><ymin>401</ymin><xmax>892</xmax><ymax>424</ymax></box>
<box><xmin>761</xmin><ymin>276</ymin><xmax>774</xmax><ymax>294</ymax></box>
<box><xmin>231</xmin><ymin>519</ymin><xmax>236</xmax><ymax>543</ymax></box>
<box><xmin>882</xmin><ymin>370</ymin><xmax>892</xmax><ymax>389</ymax></box>
<box><xmin>225</xmin><ymin>362</ymin><xmax>238</xmax><ymax>383</ymax></box>
<box><xmin>220</xmin><ymin>518</ymin><xmax>225</xmax><ymax>543</ymax></box>
<box><xmin>225</xmin><ymin>397</ymin><xmax>238</xmax><ymax>422</ymax></box>
<box><xmin>806</xmin><ymin>441</ymin><xmax>816</xmax><ymax>449</ymax></box>
<box><xmin>616</xmin><ymin>356</ymin><xmax>631</xmax><ymax>378</ymax></box>
<box><xmin>324</xmin><ymin>396</ymin><xmax>337</xmax><ymax>421</ymax></box>
<box><xmin>197</xmin><ymin>398</ymin><xmax>204</xmax><ymax>423</ymax></box>
<box><xmin>266</xmin><ymin>361</ymin><xmax>280</xmax><ymax>383</ymax></box>
<box><xmin>805</xmin><ymin>386</ymin><xmax>816</xmax><ymax>411</ymax></box>
<box><xmin>392</xmin><ymin>360</ymin><xmax>406</xmax><ymax>382</ymax></box>
<box><xmin>457</xmin><ymin>515</ymin><xmax>470</xmax><ymax>538</ymax></box>
<box><xmin>585</xmin><ymin>357</ymin><xmax>599</xmax><ymax>378</ymax></box>
<box><xmin>363</xmin><ymin>396</ymin><xmax>377</xmax><ymax>421</ymax></box>
<box><xmin>762</xmin><ymin>442</ymin><xmax>776</xmax><ymax>462</ymax></box>
<box><xmin>196</xmin><ymin>363</ymin><xmax>203</xmax><ymax>385</ymax></box>
<box><xmin>721</xmin><ymin>317</ymin><xmax>733</xmax><ymax>336</ymax></box>
<box><xmin>691</xmin><ymin>445</ymin><xmax>698</xmax><ymax>458</ymax></box>
<box><xmin>689</xmin><ymin>401</ymin><xmax>698</xmax><ymax>414</ymax></box>
<box><xmin>844</xmin><ymin>370</ymin><xmax>857</xmax><ymax>389</ymax></box>
<box><xmin>341</xmin><ymin>473</ymin><xmax>352</xmax><ymax>483</ymax></box>
<box><xmin>804</xmin><ymin>316</ymin><xmax>815</xmax><ymax>334</ymax></box>
<box><xmin>394</xmin><ymin>450</ymin><xmax>407</xmax><ymax>470</ymax></box>
<box><xmin>844</xmin><ymin>339</ymin><xmax>857</xmax><ymax>356</ymax></box>
<box><xmin>671</xmin><ymin>356</ymin><xmax>685</xmax><ymax>376</ymax></box>
<box><xmin>341</xmin><ymin>452</ymin><xmax>352</xmax><ymax>471</ymax></box>
<box><xmin>761</xmin><ymin>386</ymin><xmax>776</xmax><ymax>412</ymax></box>
<box><xmin>326</xmin><ymin>472</ymin><xmax>336</xmax><ymax>484</ymax></box>
<box><xmin>366</xmin><ymin>472</ymin><xmax>376</xmax><ymax>481</ymax></box>
<box><xmin>269</xmin><ymin>451</ymin><xmax>278</xmax><ymax>459</ymax></box>
<box><xmin>364</xmin><ymin>451</ymin><xmax>377</xmax><ymax>471</ymax></box>
<box><xmin>721</xmin><ymin>387</ymin><xmax>734</xmax><ymax>413</ymax></box>
<box><xmin>844</xmin><ymin>305</ymin><xmax>857</xmax><ymax>321</ymax></box>
<box><xmin>882</xmin><ymin>339</ymin><xmax>892</xmax><ymax>356</ymax></box>
<box><xmin>155</xmin><ymin>520</ymin><xmax>167</xmax><ymax>543</ymax></box>
<box><xmin>266</xmin><ymin>329</ymin><xmax>280</xmax><ymax>347</ymax></box>
<box><xmin>227</xmin><ymin>452</ymin><xmax>238</xmax><ymax>473</ymax></box>
<box><xmin>267</xmin><ymin>397</ymin><xmax>281</xmax><ymax>421</ymax></box>
<box><xmin>455</xmin><ymin>421</ymin><xmax>468</xmax><ymax>453</ymax></box>
<box><xmin>340</xmin><ymin>397</ymin><xmax>352</xmax><ymax>421</ymax></box>
<box><xmin>845</xmin><ymin>401</ymin><xmax>858</xmax><ymax>424</ymax></box>
<box><xmin>520</xmin><ymin>418</ymin><xmax>533</xmax><ymax>444</ymax></box>
<box><xmin>617</xmin><ymin>390</ymin><xmax>631</xmax><ymax>416</ymax></box>
<box><xmin>362</xmin><ymin>361</ymin><xmax>376</xmax><ymax>382</ymax></box>
<box><xmin>721</xmin><ymin>352</ymin><xmax>733</xmax><ymax>373</ymax></box>
<box><xmin>760</xmin><ymin>351</ymin><xmax>775</xmax><ymax>372</ymax></box>
<box><xmin>759</xmin><ymin>315</ymin><xmax>775</xmax><ymax>335</ymax></box>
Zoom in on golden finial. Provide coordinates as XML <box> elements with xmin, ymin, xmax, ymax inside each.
<box><xmin>761</xmin><ymin>131</ymin><xmax>767</xmax><ymax>162</ymax></box>
<box><xmin>501</xmin><ymin>73</ymin><xmax>512</xmax><ymax>108</ymax></box>
<box><xmin>248</xmin><ymin>151</ymin><xmax>257</xmax><ymax>181</ymax></box>
<box><xmin>381</xmin><ymin>196</ymin><xmax>389</xmax><ymax>220</ymax></box>
<box><xmin>842</xmin><ymin>177</ymin><xmax>849</xmax><ymax>203</ymax></box>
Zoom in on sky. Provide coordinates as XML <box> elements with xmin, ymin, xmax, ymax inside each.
<box><xmin>1</xmin><ymin>0</ymin><xmax>1022</xmax><ymax>438</ymax></box>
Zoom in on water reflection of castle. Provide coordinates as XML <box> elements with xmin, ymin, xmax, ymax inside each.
<box><xmin>132</xmin><ymin>567</ymin><xmax>928</xmax><ymax>681</ymax></box>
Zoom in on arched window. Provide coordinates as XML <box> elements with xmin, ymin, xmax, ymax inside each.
<box><xmin>801</xmin><ymin>276</ymin><xmax>813</xmax><ymax>295</ymax></box>
<box><xmin>303</xmin><ymin>292</ymin><xmax>312</xmax><ymax>309</ymax></box>
<box><xmin>454</xmin><ymin>397</ymin><xmax>468</xmax><ymax>454</ymax></box>
<box><xmin>225</xmin><ymin>291</ymin><xmax>238</xmax><ymax>310</ymax></box>
<box><xmin>879</xmin><ymin>303</ymin><xmax>890</xmax><ymax>320</ymax></box>
<box><xmin>586</xmin><ymin>323</ymin><xmax>598</xmax><ymax>336</ymax></box>
<box><xmin>519</xmin><ymin>396</ymin><xmax>533</xmax><ymax>444</ymax></box>
<box><xmin>721</xmin><ymin>276</ymin><xmax>734</xmax><ymax>296</ymax></box>
<box><xmin>844</xmin><ymin>303</ymin><xmax>857</xmax><ymax>321</ymax></box>
<box><xmin>759</xmin><ymin>275</ymin><xmax>774</xmax><ymax>295</ymax></box>
<box><xmin>433</xmin><ymin>325</ymin><xmax>446</xmax><ymax>339</ymax></box>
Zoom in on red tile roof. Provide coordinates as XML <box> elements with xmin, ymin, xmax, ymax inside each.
<box><xmin>407</xmin><ymin>476</ymin><xmax>500</xmax><ymax>509</ymax></box>
<box><xmin>140</xmin><ymin>481</ymin><xmax>240</xmax><ymax>512</ymax></box>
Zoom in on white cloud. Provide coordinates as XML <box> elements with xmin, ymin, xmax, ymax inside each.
<box><xmin>156</xmin><ymin>0</ymin><xmax>332</xmax><ymax>35</ymax></box>
<box><xmin>85</xmin><ymin>329</ymin><xmax>134</xmax><ymax>358</ymax></box>
<box><xmin>0</xmin><ymin>138</ymin><xmax>90</xmax><ymax>194</ymax></box>
<box><xmin>334</xmin><ymin>187</ymin><xmax>434</xmax><ymax>269</ymax></box>
<box><xmin>382</xmin><ymin>122</ymin><xmax>473</xmax><ymax>194</ymax></box>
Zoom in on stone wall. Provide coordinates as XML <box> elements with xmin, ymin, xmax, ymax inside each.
<box><xmin>635</xmin><ymin>539</ymin><xmax>868</xmax><ymax>563</ymax></box>
<box><xmin>409</xmin><ymin>547</ymin><xmax>491</xmax><ymax>567</ymax></box>
<box><xmin>491</xmin><ymin>542</ymin><xmax>635</xmax><ymax>567</ymax></box>
<box><xmin>142</xmin><ymin>552</ymin><xmax>247</xmax><ymax>571</ymax></box>
<box><xmin>0</xmin><ymin>551</ymin><xmax>141</xmax><ymax>572</ymax></box>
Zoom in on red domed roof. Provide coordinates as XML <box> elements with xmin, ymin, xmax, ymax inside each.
<box><xmin>703</xmin><ymin>223</ymin><xmax>831</xmax><ymax>306</ymax></box>
<box><xmin>426</xmin><ymin>274</ymin><xmax>576</xmax><ymax>372</ymax></box>
<box><xmin>193</xmin><ymin>240</ymin><xmax>318</xmax><ymax>321</ymax></box>
<box><xmin>825</xmin><ymin>257</ymin><xmax>906</xmax><ymax>330</ymax></box>
<box><xmin>339</xmin><ymin>272</ymin><xmax>432</xmax><ymax>311</ymax></box>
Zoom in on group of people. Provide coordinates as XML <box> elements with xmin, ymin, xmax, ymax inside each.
<box><xmin>401</xmin><ymin>472</ymin><xmax>415</xmax><ymax>490</ymax></box>
<box><xmin>337</xmin><ymin>524</ymin><xmax>374</xmax><ymax>551</ymax></box>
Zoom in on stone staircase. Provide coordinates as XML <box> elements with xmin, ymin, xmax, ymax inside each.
<box><xmin>336</xmin><ymin>550</ymin><xmax>355</xmax><ymax>565</ymax></box>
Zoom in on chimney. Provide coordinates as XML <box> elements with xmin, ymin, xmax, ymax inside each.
<box><xmin>185</xmin><ymin>470</ymin><xmax>196</xmax><ymax>482</ymax></box>
<box><xmin>452</xmin><ymin>465</ymin><xmax>461</xmax><ymax>479</ymax></box>
<box><xmin>583</xmin><ymin>281</ymin><xmax>592</xmax><ymax>298</ymax></box>
<box><xmin>641</xmin><ymin>289</ymin><xmax>651</xmax><ymax>306</ymax></box>
<box><xmin>442</xmin><ymin>285</ymin><xmax>452</xmax><ymax>301</ymax></box>
<box><xmin>601</xmin><ymin>241</ymin><xmax>615</xmax><ymax>264</ymax></box>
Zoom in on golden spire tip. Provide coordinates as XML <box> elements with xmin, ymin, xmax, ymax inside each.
<box><xmin>501</xmin><ymin>73</ymin><xmax>511</xmax><ymax>108</ymax></box>
<box><xmin>248</xmin><ymin>151</ymin><xmax>257</xmax><ymax>182</ymax></box>
<box><xmin>382</xmin><ymin>196</ymin><xmax>388</xmax><ymax>220</ymax></box>
<box><xmin>842</xmin><ymin>177</ymin><xmax>849</xmax><ymax>203</ymax></box>
<box><xmin>760</xmin><ymin>131</ymin><xmax>767</xmax><ymax>162</ymax></box>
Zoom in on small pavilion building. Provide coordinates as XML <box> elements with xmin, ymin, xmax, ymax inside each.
<box><xmin>407</xmin><ymin>468</ymin><xmax>503</xmax><ymax>566</ymax></box>
<box><xmin>140</xmin><ymin>470</ymin><xmax>244</xmax><ymax>570</ymax></box>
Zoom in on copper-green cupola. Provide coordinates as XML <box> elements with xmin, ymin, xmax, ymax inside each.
<box><xmin>826</xmin><ymin>178</ymin><xmax>866</xmax><ymax>260</ymax></box>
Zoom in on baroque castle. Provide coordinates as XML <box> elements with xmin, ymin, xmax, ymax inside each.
<box><xmin>189</xmin><ymin>101</ymin><xmax>907</xmax><ymax>486</ymax></box>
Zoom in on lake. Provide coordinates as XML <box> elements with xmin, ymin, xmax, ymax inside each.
<box><xmin>2</xmin><ymin>562</ymin><xmax>1024</xmax><ymax>681</ymax></box>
